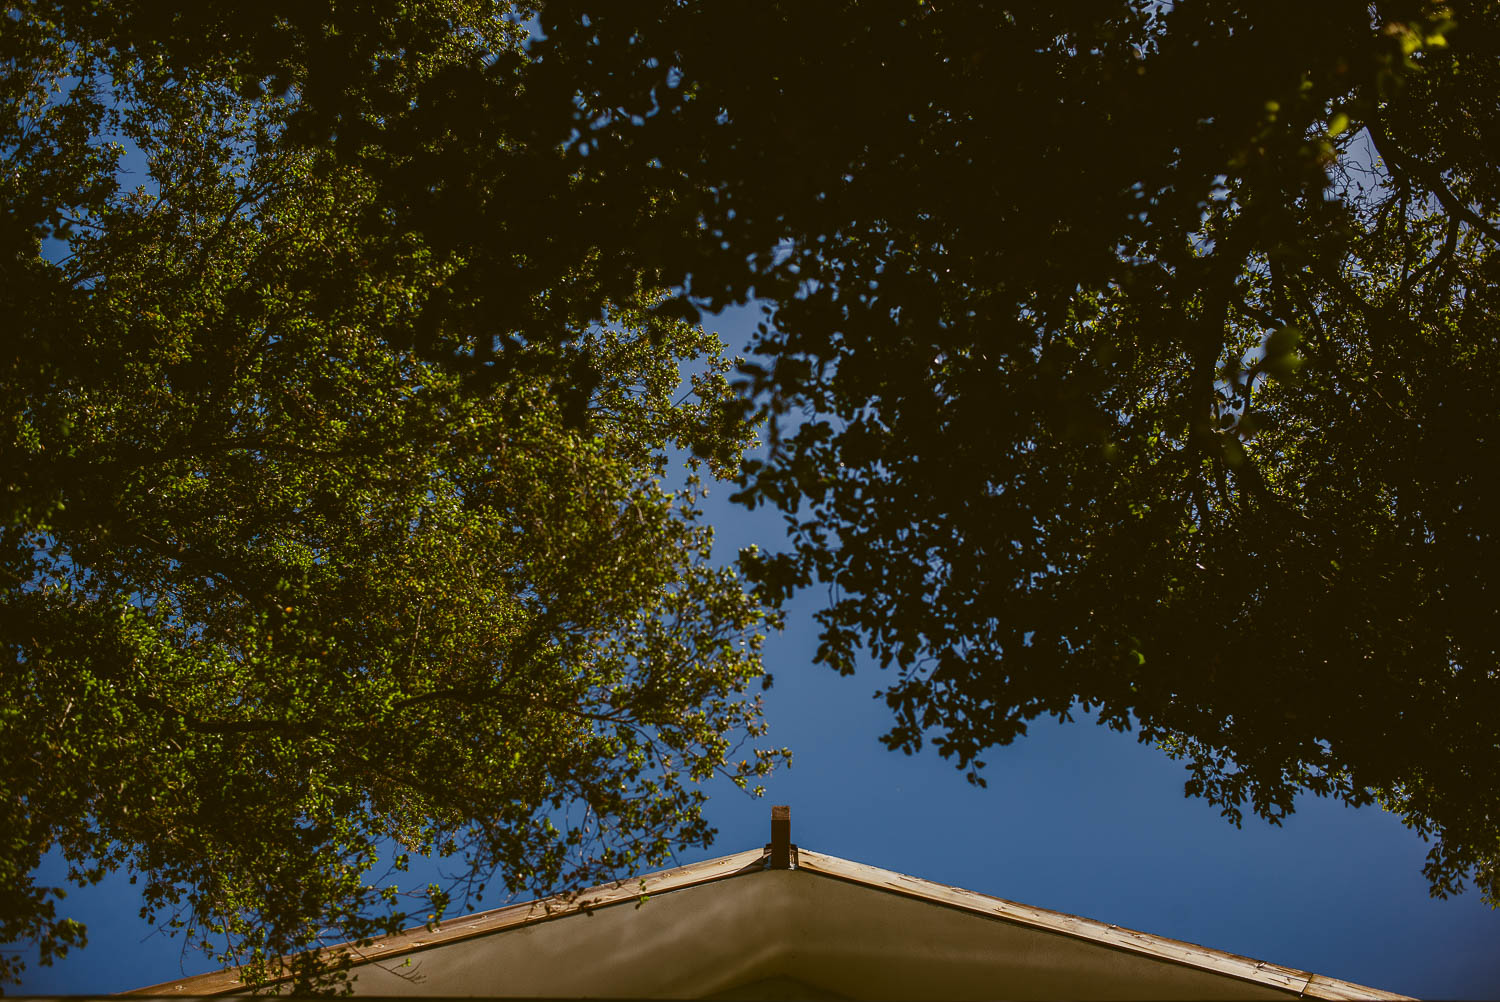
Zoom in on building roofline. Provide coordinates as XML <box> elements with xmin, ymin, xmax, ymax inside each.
<box><xmin>122</xmin><ymin>848</ymin><xmax>768</xmax><ymax>997</ymax></box>
<box><xmin>793</xmin><ymin>848</ymin><xmax>1412</xmax><ymax>1001</ymax></box>
<box><xmin>124</xmin><ymin>845</ymin><xmax>1412</xmax><ymax>1001</ymax></box>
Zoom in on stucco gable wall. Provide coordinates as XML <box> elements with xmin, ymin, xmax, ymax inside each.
<box><xmin>345</xmin><ymin>869</ymin><xmax>1290</xmax><ymax>1000</ymax></box>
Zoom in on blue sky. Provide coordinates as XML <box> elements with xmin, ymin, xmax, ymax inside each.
<box><xmin>13</xmin><ymin>306</ymin><xmax>1500</xmax><ymax>999</ymax></box>
<box><xmin>11</xmin><ymin>18</ymin><xmax>1496</xmax><ymax>993</ymax></box>
<box><xmin>687</xmin><ymin>307</ymin><xmax>1500</xmax><ymax>1001</ymax></box>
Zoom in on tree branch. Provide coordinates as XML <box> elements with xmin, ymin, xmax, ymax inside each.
<box><xmin>1366</xmin><ymin>118</ymin><xmax>1500</xmax><ymax>246</ymax></box>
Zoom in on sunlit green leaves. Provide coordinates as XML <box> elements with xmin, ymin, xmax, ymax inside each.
<box><xmin>1</xmin><ymin>3</ymin><xmax>781</xmax><ymax>992</ymax></box>
<box><xmin>6</xmin><ymin>1</ymin><xmax>1497</xmax><ymax>991</ymax></box>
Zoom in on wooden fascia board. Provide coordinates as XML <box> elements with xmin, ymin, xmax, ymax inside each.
<box><xmin>122</xmin><ymin>847</ymin><xmax>769</xmax><ymax>997</ymax></box>
<box><xmin>794</xmin><ymin>849</ymin><xmax>1414</xmax><ymax>1002</ymax></box>
<box><xmin>124</xmin><ymin>845</ymin><xmax>1414</xmax><ymax>1001</ymax></box>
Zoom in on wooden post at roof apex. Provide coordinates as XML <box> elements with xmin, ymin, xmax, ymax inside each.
<box><xmin>769</xmin><ymin>804</ymin><xmax>792</xmax><ymax>869</ymax></box>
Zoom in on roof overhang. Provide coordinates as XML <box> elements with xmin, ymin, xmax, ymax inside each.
<box><xmin>127</xmin><ymin>845</ymin><xmax>1411</xmax><ymax>1001</ymax></box>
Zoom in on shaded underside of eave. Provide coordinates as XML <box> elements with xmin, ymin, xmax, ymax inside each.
<box><xmin>791</xmin><ymin>849</ymin><xmax>1413</xmax><ymax>1002</ymax></box>
<box><xmin>123</xmin><ymin>846</ymin><xmax>1413</xmax><ymax>1001</ymax></box>
<box><xmin>123</xmin><ymin>847</ymin><xmax>771</xmax><ymax>997</ymax></box>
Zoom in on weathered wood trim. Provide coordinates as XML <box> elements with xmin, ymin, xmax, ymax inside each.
<box><xmin>123</xmin><ymin>844</ymin><xmax>1414</xmax><ymax>1000</ymax></box>
<box><xmin>794</xmin><ymin>849</ymin><xmax>1414</xmax><ymax>1002</ymax></box>
<box><xmin>121</xmin><ymin>847</ymin><xmax>768</xmax><ymax>996</ymax></box>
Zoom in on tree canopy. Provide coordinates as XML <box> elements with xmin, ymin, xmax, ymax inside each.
<box><xmin>4</xmin><ymin>0</ymin><xmax>1500</xmax><ymax>992</ymax></box>
<box><xmin>516</xmin><ymin>0</ymin><xmax>1500</xmax><ymax>906</ymax></box>
<box><xmin>2</xmin><ymin>2</ymin><xmax>778</xmax><ymax>991</ymax></box>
